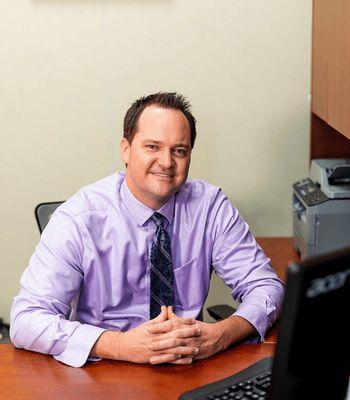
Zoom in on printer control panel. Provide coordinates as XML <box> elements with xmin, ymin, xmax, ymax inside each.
<box><xmin>293</xmin><ymin>178</ymin><xmax>328</xmax><ymax>206</ymax></box>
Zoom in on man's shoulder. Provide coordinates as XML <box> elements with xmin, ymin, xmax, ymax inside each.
<box><xmin>60</xmin><ymin>172</ymin><xmax>124</xmax><ymax>216</ymax></box>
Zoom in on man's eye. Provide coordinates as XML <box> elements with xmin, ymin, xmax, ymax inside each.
<box><xmin>174</xmin><ymin>148</ymin><xmax>186</xmax><ymax>156</ymax></box>
<box><xmin>146</xmin><ymin>145</ymin><xmax>159</xmax><ymax>150</ymax></box>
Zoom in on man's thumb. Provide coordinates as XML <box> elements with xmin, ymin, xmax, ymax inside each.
<box><xmin>151</xmin><ymin>305</ymin><xmax>168</xmax><ymax>322</ymax></box>
<box><xmin>167</xmin><ymin>306</ymin><xmax>177</xmax><ymax>319</ymax></box>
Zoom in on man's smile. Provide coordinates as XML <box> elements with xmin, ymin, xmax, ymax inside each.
<box><xmin>150</xmin><ymin>172</ymin><xmax>175</xmax><ymax>178</ymax></box>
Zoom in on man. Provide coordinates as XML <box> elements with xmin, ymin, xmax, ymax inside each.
<box><xmin>10</xmin><ymin>92</ymin><xmax>284</xmax><ymax>367</ymax></box>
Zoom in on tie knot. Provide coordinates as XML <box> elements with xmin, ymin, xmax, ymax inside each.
<box><xmin>151</xmin><ymin>212</ymin><xmax>164</xmax><ymax>228</ymax></box>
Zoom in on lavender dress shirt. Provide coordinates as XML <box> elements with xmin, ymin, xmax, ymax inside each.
<box><xmin>10</xmin><ymin>172</ymin><xmax>284</xmax><ymax>367</ymax></box>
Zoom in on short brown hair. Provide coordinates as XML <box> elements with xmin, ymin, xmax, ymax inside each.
<box><xmin>123</xmin><ymin>92</ymin><xmax>197</xmax><ymax>148</ymax></box>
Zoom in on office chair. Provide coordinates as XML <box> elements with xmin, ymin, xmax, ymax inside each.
<box><xmin>35</xmin><ymin>201</ymin><xmax>65</xmax><ymax>234</ymax></box>
<box><xmin>34</xmin><ymin>201</ymin><xmax>235</xmax><ymax>321</ymax></box>
<box><xmin>0</xmin><ymin>318</ymin><xmax>10</xmax><ymax>343</ymax></box>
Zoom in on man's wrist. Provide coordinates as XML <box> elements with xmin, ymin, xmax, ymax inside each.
<box><xmin>90</xmin><ymin>330</ymin><xmax>124</xmax><ymax>360</ymax></box>
<box><xmin>217</xmin><ymin>315</ymin><xmax>257</xmax><ymax>349</ymax></box>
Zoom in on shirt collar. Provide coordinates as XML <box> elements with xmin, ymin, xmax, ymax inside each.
<box><xmin>120</xmin><ymin>178</ymin><xmax>175</xmax><ymax>227</ymax></box>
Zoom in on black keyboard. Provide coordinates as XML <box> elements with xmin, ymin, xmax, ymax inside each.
<box><xmin>179</xmin><ymin>356</ymin><xmax>274</xmax><ymax>400</ymax></box>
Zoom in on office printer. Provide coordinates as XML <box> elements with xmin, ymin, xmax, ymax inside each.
<box><xmin>293</xmin><ymin>159</ymin><xmax>350</xmax><ymax>259</ymax></box>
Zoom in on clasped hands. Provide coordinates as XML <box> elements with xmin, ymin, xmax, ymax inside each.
<box><xmin>117</xmin><ymin>305</ymin><xmax>227</xmax><ymax>365</ymax></box>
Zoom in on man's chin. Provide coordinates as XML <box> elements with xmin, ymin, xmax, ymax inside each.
<box><xmin>153</xmin><ymin>190</ymin><xmax>175</xmax><ymax>202</ymax></box>
<box><xmin>149</xmin><ymin>188</ymin><xmax>177</xmax><ymax>207</ymax></box>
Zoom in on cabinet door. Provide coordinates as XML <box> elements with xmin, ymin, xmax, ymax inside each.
<box><xmin>312</xmin><ymin>0</ymin><xmax>350</xmax><ymax>139</ymax></box>
<box><xmin>312</xmin><ymin>0</ymin><xmax>330</xmax><ymax>122</ymax></box>
<box><xmin>327</xmin><ymin>0</ymin><xmax>350</xmax><ymax>139</ymax></box>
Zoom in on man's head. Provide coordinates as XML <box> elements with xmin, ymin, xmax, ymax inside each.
<box><xmin>120</xmin><ymin>92</ymin><xmax>196</xmax><ymax>210</ymax></box>
<box><xmin>123</xmin><ymin>92</ymin><xmax>197</xmax><ymax>149</ymax></box>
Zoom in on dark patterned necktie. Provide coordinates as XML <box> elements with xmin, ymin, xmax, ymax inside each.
<box><xmin>149</xmin><ymin>212</ymin><xmax>175</xmax><ymax>319</ymax></box>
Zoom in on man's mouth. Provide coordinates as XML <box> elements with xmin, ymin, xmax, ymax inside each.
<box><xmin>150</xmin><ymin>172</ymin><xmax>175</xmax><ymax>178</ymax></box>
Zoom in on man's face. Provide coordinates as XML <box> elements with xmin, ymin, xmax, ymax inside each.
<box><xmin>120</xmin><ymin>105</ymin><xmax>192</xmax><ymax>210</ymax></box>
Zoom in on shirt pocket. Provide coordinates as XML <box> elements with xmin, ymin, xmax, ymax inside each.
<box><xmin>173</xmin><ymin>257</ymin><xmax>207</xmax><ymax>310</ymax></box>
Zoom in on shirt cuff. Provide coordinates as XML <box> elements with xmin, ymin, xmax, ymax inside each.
<box><xmin>54</xmin><ymin>324</ymin><xmax>106</xmax><ymax>367</ymax></box>
<box><xmin>233</xmin><ymin>300</ymin><xmax>270</xmax><ymax>342</ymax></box>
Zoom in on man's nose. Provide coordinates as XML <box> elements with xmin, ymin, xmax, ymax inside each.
<box><xmin>158</xmin><ymin>149</ymin><xmax>175</xmax><ymax>168</ymax></box>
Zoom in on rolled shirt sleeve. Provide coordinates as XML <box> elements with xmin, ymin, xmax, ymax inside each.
<box><xmin>10</xmin><ymin>208</ymin><xmax>106</xmax><ymax>367</ymax></box>
<box><xmin>210</xmin><ymin>190</ymin><xmax>284</xmax><ymax>341</ymax></box>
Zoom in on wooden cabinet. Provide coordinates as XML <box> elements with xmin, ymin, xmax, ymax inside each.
<box><xmin>312</xmin><ymin>0</ymin><xmax>350</xmax><ymax>140</ymax></box>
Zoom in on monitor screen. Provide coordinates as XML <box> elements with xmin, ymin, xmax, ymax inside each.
<box><xmin>270</xmin><ymin>247</ymin><xmax>350</xmax><ymax>399</ymax></box>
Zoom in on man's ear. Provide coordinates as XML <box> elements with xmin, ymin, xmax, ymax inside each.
<box><xmin>120</xmin><ymin>138</ymin><xmax>131</xmax><ymax>165</ymax></box>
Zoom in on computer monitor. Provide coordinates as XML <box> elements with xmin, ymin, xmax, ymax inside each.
<box><xmin>179</xmin><ymin>248</ymin><xmax>350</xmax><ymax>400</ymax></box>
<box><xmin>270</xmin><ymin>246</ymin><xmax>350</xmax><ymax>399</ymax></box>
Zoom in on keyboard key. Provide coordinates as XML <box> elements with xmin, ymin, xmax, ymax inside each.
<box><xmin>213</xmin><ymin>390</ymin><xmax>227</xmax><ymax>397</ymax></box>
<box><xmin>256</xmin><ymin>372</ymin><xmax>271</xmax><ymax>381</ymax></box>
<box><xmin>256</xmin><ymin>377</ymin><xmax>271</xmax><ymax>387</ymax></box>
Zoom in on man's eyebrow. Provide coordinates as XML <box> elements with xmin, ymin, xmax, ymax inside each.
<box><xmin>141</xmin><ymin>140</ymin><xmax>189</xmax><ymax>148</ymax></box>
<box><xmin>141</xmin><ymin>139</ymin><xmax>162</xmax><ymax>144</ymax></box>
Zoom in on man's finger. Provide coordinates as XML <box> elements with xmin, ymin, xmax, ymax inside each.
<box><xmin>170</xmin><ymin>325</ymin><xmax>201</xmax><ymax>339</ymax></box>
<box><xmin>169</xmin><ymin>357</ymin><xmax>193</xmax><ymax>365</ymax></box>
<box><xmin>156</xmin><ymin>345</ymin><xmax>199</xmax><ymax>357</ymax></box>
<box><xmin>193</xmin><ymin>353</ymin><xmax>206</xmax><ymax>360</ymax></box>
<box><xmin>149</xmin><ymin>353</ymin><xmax>180</xmax><ymax>364</ymax></box>
<box><xmin>167</xmin><ymin>306</ymin><xmax>177</xmax><ymax>319</ymax></box>
<box><xmin>147</xmin><ymin>318</ymin><xmax>197</xmax><ymax>333</ymax></box>
<box><xmin>149</xmin><ymin>337</ymin><xmax>185</xmax><ymax>351</ymax></box>
<box><xmin>150</xmin><ymin>306</ymin><xmax>168</xmax><ymax>324</ymax></box>
<box><xmin>149</xmin><ymin>336</ymin><xmax>201</xmax><ymax>351</ymax></box>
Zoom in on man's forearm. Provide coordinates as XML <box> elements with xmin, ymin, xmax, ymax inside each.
<box><xmin>217</xmin><ymin>315</ymin><xmax>258</xmax><ymax>349</ymax></box>
<box><xmin>90</xmin><ymin>330</ymin><xmax>124</xmax><ymax>360</ymax></box>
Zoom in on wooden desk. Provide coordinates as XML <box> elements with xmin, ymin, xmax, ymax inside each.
<box><xmin>0</xmin><ymin>238</ymin><xmax>299</xmax><ymax>400</ymax></box>
<box><xmin>256</xmin><ymin>237</ymin><xmax>299</xmax><ymax>281</ymax></box>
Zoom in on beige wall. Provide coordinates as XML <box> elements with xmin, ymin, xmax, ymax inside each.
<box><xmin>0</xmin><ymin>0</ymin><xmax>312</xmax><ymax>322</ymax></box>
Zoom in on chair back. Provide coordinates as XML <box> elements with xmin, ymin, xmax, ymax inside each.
<box><xmin>35</xmin><ymin>201</ymin><xmax>64</xmax><ymax>234</ymax></box>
